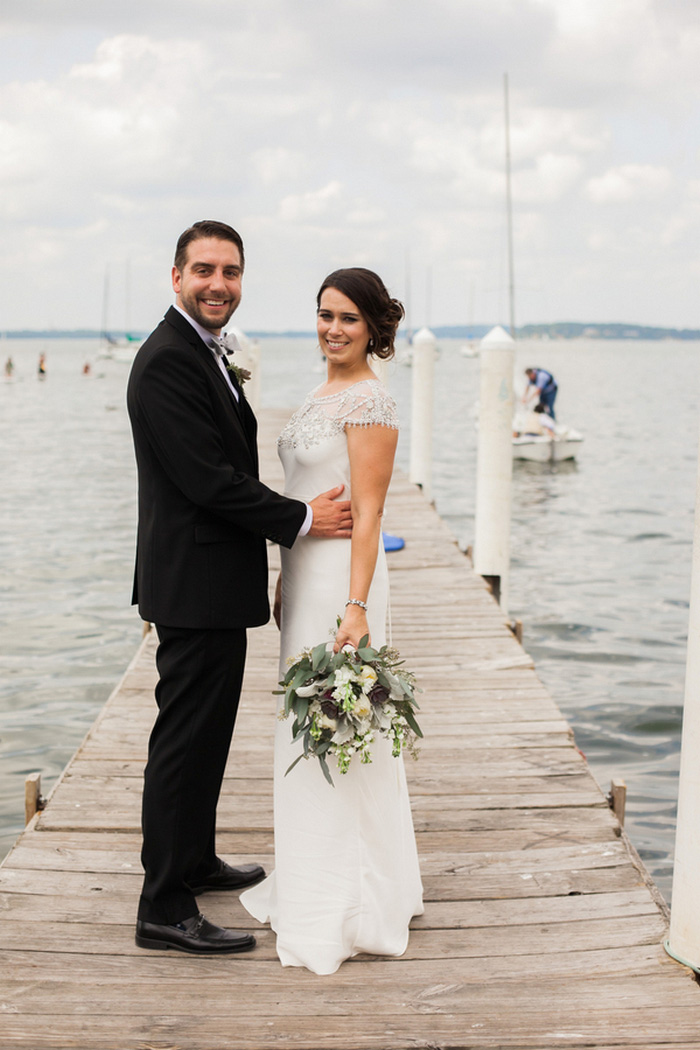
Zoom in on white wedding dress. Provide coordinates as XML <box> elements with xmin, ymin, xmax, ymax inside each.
<box><xmin>240</xmin><ymin>378</ymin><xmax>424</xmax><ymax>975</ymax></box>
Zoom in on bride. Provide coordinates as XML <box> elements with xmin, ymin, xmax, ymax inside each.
<box><xmin>241</xmin><ymin>267</ymin><xmax>424</xmax><ymax>975</ymax></box>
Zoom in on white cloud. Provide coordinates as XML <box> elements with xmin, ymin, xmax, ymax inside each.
<box><xmin>586</xmin><ymin>164</ymin><xmax>673</xmax><ymax>203</ymax></box>
<box><xmin>250</xmin><ymin>147</ymin><xmax>311</xmax><ymax>186</ymax></box>
<box><xmin>514</xmin><ymin>153</ymin><xmax>582</xmax><ymax>203</ymax></box>
<box><xmin>0</xmin><ymin>2</ymin><xmax>698</xmax><ymax>329</ymax></box>
<box><xmin>279</xmin><ymin>181</ymin><xmax>344</xmax><ymax>223</ymax></box>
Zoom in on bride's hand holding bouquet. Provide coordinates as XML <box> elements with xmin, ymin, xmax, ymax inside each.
<box><xmin>333</xmin><ymin>600</ymin><xmax>369</xmax><ymax>652</ymax></box>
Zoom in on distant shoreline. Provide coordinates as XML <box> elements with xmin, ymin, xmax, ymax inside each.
<box><xmin>2</xmin><ymin>322</ymin><xmax>699</xmax><ymax>341</ymax></box>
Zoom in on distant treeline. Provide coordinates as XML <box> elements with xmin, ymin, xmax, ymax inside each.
<box><xmin>515</xmin><ymin>322</ymin><xmax>700</xmax><ymax>341</ymax></box>
<box><xmin>3</xmin><ymin>322</ymin><xmax>699</xmax><ymax>341</ymax></box>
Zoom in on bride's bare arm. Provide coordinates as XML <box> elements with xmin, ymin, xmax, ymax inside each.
<box><xmin>334</xmin><ymin>424</ymin><xmax>398</xmax><ymax>652</ymax></box>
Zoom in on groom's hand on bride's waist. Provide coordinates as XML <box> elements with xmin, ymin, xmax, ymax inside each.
<box><xmin>307</xmin><ymin>485</ymin><xmax>353</xmax><ymax>538</ymax></box>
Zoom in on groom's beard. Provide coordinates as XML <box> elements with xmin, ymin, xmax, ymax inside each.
<box><xmin>179</xmin><ymin>289</ymin><xmax>240</xmax><ymax>332</ymax></box>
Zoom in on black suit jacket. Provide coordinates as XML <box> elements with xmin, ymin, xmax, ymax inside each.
<box><xmin>127</xmin><ymin>307</ymin><xmax>306</xmax><ymax>629</ymax></box>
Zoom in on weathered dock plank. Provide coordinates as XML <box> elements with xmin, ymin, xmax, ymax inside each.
<box><xmin>0</xmin><ymin>406</ymin><xmax>697</xmax><ymax>1050</ymax></box>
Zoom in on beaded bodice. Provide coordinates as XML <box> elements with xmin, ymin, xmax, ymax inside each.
<box><xmin>278</xmin><ymin>378</ymin><xmax>399</xmax><ymax>452</ymax></box>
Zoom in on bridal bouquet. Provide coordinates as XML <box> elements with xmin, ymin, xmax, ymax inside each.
<box><xmin>277</xmin><ymin>635</ymin><xmax>422</xmax><ymax>785</ymax></box>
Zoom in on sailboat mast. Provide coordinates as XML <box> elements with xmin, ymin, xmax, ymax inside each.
<box><xmin>404</xmin><ymin>249</ymin><xmax>413</xmax><ymax>344</ymax></box>
<box><xmin>504</xmin><ymin>72</ymin><xmax>516</xmax><ymax>338</ymax></box>
<box><xmin>101</xmin><ymin>267</ymin><xmax>110</xmax><ymax>342</ymax></box>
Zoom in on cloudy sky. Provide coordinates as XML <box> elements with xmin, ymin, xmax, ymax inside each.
<box><xmin>1</xmin><ymin>0</ymin><xmax>699</xmax><ymax>332</ymax></box>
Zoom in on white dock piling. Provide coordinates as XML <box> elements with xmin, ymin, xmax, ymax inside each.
<box><xmin>229</xmin><ymin>326</ymin><xmax>260</xmax><ymax>412</ymax></box>
<box><xmin>666</xmin><ymin>424</ymin><xmax>700</xmax><ymax>973</ymax></box>
<box><xmin>472</xmin><ymin>325</ymin><xmax>515</xmax><ymax>615</ymax></box>
<box><xmin>246</xmin><ymin>339</ymin><xmax>261</xmax><ymax>413</ymax></box>
<box><xmin>371</xmin><ymin>354</ymin><xmax>390</xmax><ymax>387</ymax></box>
<box><xmin>409</xmin><ymin>326</ymin><xmax>436</xmax><ymax>502</ymax></box>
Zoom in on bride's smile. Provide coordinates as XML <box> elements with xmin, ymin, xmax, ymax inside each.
<box><xmin>316</xmin><ymin>288</ymin><xmax>373</xmax><ymax>380</ymax></box>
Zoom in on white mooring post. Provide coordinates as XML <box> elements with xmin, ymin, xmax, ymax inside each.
<box><xmin>229</xmin><ymin>327</ymin><xmax>260</xmax><ymax>412</ymax></box>
<box><xmin>472</xmin><ymin>325</ymin><xmax>515</xmax><ymax>616</ymax></box>
<box><xmin>246</xmin><ymin>339</ymin><xmax>261</xmax><ymax>413</ymax></box>
<box><xmin>409</xmin><ymin>326</ymin><xmax>436</xmax><ymax>502</ymax></box>
<box><xmin>666</xmin><ymin>426</ymin><xmax>700</xmax><ymax>973</ymax></box>
<box><xmin>371</xmin><ymin>354</ymin><xmax>390</xmax><ymax>387</ymax></box>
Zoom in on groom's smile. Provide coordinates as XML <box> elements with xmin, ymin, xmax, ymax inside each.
<box><xmin>172</xmin><ymin>236</ymin><xmax>243</xmax><ymax>334</ymax></box>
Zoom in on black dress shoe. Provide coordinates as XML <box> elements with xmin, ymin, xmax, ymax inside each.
<box><xmin>135</xmin><ymin>913</ymin><xmax>256</xmax><ymax>954</ymax></box>
<box><xmin>188</xmin><ymin>859</ymin><xmax>265</xmax><ymax>895</ymax></box>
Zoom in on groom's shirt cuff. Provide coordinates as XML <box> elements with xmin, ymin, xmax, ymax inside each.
<box><xmin>298</xmin><ymin>504</ymin><xmax>313</xmax><ymax>537</ymax></box>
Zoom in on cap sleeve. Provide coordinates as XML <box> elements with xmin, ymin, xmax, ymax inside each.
<box><xmin>333</xmin><ymin>379</ymin><xmax>399</xmax><ymax>430</ymax></box>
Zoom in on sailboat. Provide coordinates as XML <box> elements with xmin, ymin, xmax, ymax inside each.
<box><xmin>97</xmin><ymin>263</ymin><xmax>141</xmax><ymax>361</ymax></box>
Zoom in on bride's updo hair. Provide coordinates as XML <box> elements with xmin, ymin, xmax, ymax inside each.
<box><xmin>316</xmin><ymin>268</ymin><xmax>405</xmax><ymax>361</ymax></box>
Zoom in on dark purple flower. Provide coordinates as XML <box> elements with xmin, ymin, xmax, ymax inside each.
<box><xmin>369</xmin><ymin>683</ymin><xmax>390</xmax><ymax>706</ymax></box>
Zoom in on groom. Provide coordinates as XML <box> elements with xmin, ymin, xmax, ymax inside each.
<box><xmin>127</xmin><ymin>220</ymin><xmax>351</xmax><ymax>954</ymax></box>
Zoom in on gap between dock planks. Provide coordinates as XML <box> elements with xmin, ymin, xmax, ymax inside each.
<box><xmin>1</xmin><ymin>406</ymin><xmax>698</xmax><ymax>1050</ymax></box>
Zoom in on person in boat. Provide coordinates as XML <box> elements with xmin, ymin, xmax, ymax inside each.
<box><xmin>513</xmin><ymin>403</ymin><xmax>556</xmax><ymax>439</ymax></box>
<box><xmin>523</xmin><ymin>367</ymin><xmax>557</xmax><ymax>419</ymax></box>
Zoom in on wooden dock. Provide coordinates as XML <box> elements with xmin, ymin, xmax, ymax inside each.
<box><xmin>2</xmin><ymin>407</ymin><xmax>699</xmax><ymax>1050</ymax></box>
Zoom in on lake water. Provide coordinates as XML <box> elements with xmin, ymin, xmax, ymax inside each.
<box><xmin>1</xmin><ymin>334</ymin><xmax>698</xmax><ymax>901</ymax></box>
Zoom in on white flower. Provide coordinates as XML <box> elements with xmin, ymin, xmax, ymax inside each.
<box><xmin>360</xmin><ymin>666</ymin><xmax>377</xmax><ymax>692</ymax></box>
<box><xmin>333</xmin><ymin>665</ymin><xmax>358</xmax><ymax>687</ymax></box>
<box><xmin>353</xmin><ymin>694</ymin><xmax>371</xmax><ymax>719</ymax></box>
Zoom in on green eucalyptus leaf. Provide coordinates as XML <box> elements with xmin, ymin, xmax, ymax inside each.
<box><xmin>403</xmin><ymin>707</ymin><xmax>423</xmax><ymax>738</ymax></box>
<box><xmin>319</xmin><ymin>754</ymin><xmax>335</xmax><ymax>787</ymax></box>
<box><xmin>312</xmin><ymin>642</ymin><xmax>328</xmax><ymax>669</ymax></box>
<box><xmin>285</xmin><ymin>753</ymin><xmax>305</xmax><ymax>776</ymax></box>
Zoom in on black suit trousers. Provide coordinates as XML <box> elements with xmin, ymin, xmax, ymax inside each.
<box><xmin>137</xmin><ymin>624</ymin><xmax>247</xmax><ymax>924</ymax></box>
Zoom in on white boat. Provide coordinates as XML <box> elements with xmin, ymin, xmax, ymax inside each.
<box><xmin>512</xmin><ymin>425</ymin><xmax>583</xmax><ymax>462</ymax></box>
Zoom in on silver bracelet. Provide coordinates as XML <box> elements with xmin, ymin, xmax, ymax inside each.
<box><xmin>345</xmin><ymin>598</ymin><xmax>368</xmax><ymax>611</ymax></box>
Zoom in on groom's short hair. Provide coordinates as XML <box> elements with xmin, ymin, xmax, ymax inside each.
<box><xmin>174</xmin><ymin>220</ymin><xmax>245</xmax><ymax>273</ymax></box>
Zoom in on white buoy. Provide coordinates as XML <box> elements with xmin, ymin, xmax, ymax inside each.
<box><xmin>409</xmin><ymin>326</ymin><xmax>436</xmax><ymax>501</ymax></box>
<box><xmin>472</xmin><ymin>325</ymin><xmax>515</xmax><ymax>615</ymax></box>
<box><xmin>666</xmin><ymin>427</ymin><xmax>700</xmax><ymax>973</ymax></box>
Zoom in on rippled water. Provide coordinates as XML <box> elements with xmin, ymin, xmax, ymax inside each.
<box><xmin>1</xmin><ymin>335</ymin><xmax>697</xmax><ymax>901</ymax></box>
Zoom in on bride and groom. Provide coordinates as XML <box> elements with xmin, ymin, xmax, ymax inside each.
<box><xmin>127</xmin><ymin>220</ymin><xmax>423</xmax><ymax>975</ymax></box>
